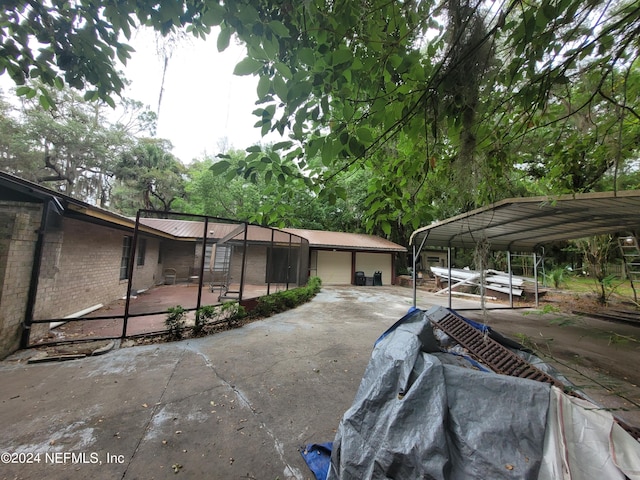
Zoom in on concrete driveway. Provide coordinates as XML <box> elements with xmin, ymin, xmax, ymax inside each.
<box><xmin>1</xmin><ymin>285</ymin><xmax>637</xmax><ymax>479</ymax></box>
<box><xmin>0</xmin><ymin>286</ymin><xmax>469</xmax><ymax>480</ymax></box>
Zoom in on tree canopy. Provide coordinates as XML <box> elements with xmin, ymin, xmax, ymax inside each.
<box><xmin>2</xmin><ymin>0</ymin><xmax>639</xmax><ymax>234</ymax></box>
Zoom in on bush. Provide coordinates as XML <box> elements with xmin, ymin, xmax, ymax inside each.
<box><xmin>195</xmin><ymin>302</ymin><xmax>247</xmax><ymax>334</ymax></box>
<box><xmin>253</xmin><ymin>277</ymin><xmax>322</xmax><ymax>318</ymax></box>
<box><xmin>165</xmin><ymin>305</ymin><xmax>187</xmax><ymax>339</ymax></box>
<box><xmin>544</xmin><ymin>267</ymin><xmax>569</xmax><ymax>289</ymax></box>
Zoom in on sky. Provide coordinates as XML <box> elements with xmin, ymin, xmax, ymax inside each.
<box><xmin>122</xmin><ymin>28</ymin><xmax>274</xmax><ymax>163</ymax></box>
<box><xmin>0</xmin><ymin>27</ymin><xmax>278</xmax><ymax>164</ymax></box>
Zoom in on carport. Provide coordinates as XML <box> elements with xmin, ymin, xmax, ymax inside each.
<box><xmin>409</xmin><ymin>190</ymin><xmax>640</xmax><ymax>309</ymax></box>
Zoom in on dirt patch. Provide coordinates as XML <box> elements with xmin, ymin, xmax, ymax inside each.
<box><xmin>461</xmin><ymin>289</ymin><xmax>640</xmax><ymax>430</ymax></box>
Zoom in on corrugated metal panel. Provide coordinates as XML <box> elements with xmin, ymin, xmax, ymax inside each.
<box><xmin>138</xmin><ymin>219</ymin><xmax>308</xmax><ymax>244</ymax></box>
<box><xmin>137</xmin><ymin>219</ymin><xmax>406</xmax><ymax>252</ymax></box>
<box><xmin>138</xmin><ymin>218</ymin><xmax>208</xmax><ymax>239</ymax></box>
<box><xmin>284</xmin><ymin>228</ymin><xmax>407</xmax><ymax>252</ymax></box>
<box><xmin>410</xmin><ymin>191</ymin><xmax>640</xmax><ymax>252</ymax></box>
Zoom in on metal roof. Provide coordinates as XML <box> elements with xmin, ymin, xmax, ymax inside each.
<box><xmin>0</xmin><ymin>172</ymin><xmax>175</xmax><ymax>239</ymax></box>
<box><xmin>137</xmin><ymin>221</ymin><xmax>406</xmax><ymax>252</ymax></box>
<box><xmin>410</xmin><ymin>191</ymin><xmax>640</xmax><ymax>252</ymax></box>
<box><xmin>138</xmin><ymin>218</ymin><xmax>306</xmax><ymax>243</ymax></box>
<box><xmin>284</xmin><ymin>228</ymin><xmax>407</xmax><ymax>252</ymax></box>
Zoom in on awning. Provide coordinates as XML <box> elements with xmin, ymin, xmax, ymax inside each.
<box><xmin>410</xmin><ymin>190</ymin><xmax>640</xmax><ymax>252</ymax></box>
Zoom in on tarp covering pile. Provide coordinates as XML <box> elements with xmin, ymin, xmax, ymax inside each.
<box><xmin>302</xmin><ymin>307</ymin><xmax>640</xmax><ymax>480</ymax></box>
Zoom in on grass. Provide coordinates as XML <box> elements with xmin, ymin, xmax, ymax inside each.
<box><xmin>561</xmin><ymin>276</ymin><xmax>637</xmax><ymax>298</ymax></box>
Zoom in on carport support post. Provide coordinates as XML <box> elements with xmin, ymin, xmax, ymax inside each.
<box><xmin>533</xmin><ymin>252</ymin><xmax>540</xmax><ymax>307</ymax></box>
<box><xmin>412</xmin><ymin>244</ymin><xmax>416</xmax><ymax>307</ymax></box>
<box><xmin>412</xmin><ymin>234</ymin><xmax>430</xmax><ymax>309</ymax></box>
<box><xmin>447</xmin><ymin>247</ymin><xmax>452</xmax><ymax>309</ymax></box>
<box><xmin>507</xmin><ymin>251</ymin><xmax>513</xmax><ymax>308</ymax></box>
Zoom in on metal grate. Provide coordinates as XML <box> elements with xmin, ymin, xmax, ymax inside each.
<box><xmin>429</xmin><ymin>309</ymin><xmax>564</xmax><ymax>388</ymax></box>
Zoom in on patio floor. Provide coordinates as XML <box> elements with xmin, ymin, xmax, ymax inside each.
<box><xmin>42</xmin><ymin>282</ymin><xmax>293</xmax><ymax>343</ymax></box>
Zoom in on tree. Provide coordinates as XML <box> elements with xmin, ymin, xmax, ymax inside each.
<box><xmin>3</xmin><ymin>0</ymin><xmax>639</xmax><ymax>231</ymax></box>
<box><xmin>0</xmin><ymin>89</ymin><xmax>41</xmax><ymax>175</ymax></box>
<box><xmin>0</xmin><ymin>85</ymin><xmax>137</xmax><ymax>206</ymax></box>
<box><xmin>196</xmin><ymin>148</ymin><xmax>372</xmax><ymax>231</ymax></box>
<box><xmin>572</xmin><ymin>235</ymin><xmax>618</xmax><ymax>305</ymax></box>
<box><xmin>176</xmin><ymin>152</ymin><xmax>263</xmax><ymax>220</ymax></box>
<box><xmin>111</xmin><ymin>138</ymin><xmax>186</xmax><ymax>215</ymax></box>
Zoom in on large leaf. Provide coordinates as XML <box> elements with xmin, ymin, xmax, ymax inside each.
<box><xmin>268</xmin><ymin>20</ymin><xmax>290</xmax><ymax>38</ymax></box>
<box><xmin>217</xmin><ymin>27</ymin><xmax>231</xmax><ymax>52</ymax></box>
<box><xmin>233</xmin><ymin>57</ymin><xmax>263</xmax><ymax>76</ymax></box>
<box><xmin>210</xmin><ymin>160</ymin><xmax>231</xmax><ymax>175</ymax></box>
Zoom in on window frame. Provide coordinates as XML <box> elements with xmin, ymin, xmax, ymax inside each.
<box><xmin>120</xmin><ymin>236</ymin><xmax>132</xmax><ymax>280</ymax></box>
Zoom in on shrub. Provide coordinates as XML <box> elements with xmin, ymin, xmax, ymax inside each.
<box><xmin>166</xmin><ymin>305</ymin><xmax>187</xmax><ymax>339</ymax></box>
<box><xmin>194</xmin><ymin>305</ymin><xmax>216</xmax><ymax>335</ymax></box>
<box><xmin>253</xmin><ymin>277</ymin><xmax>322</xmax><ymax>318</ymax></box>
<box><xmin>544</xmin><ymin>267</ymin><xmax>569</xmax><ymax>289</ymax></box>
<box><xmin>195</xmin><ymin>302</ymin><xmax>248</xmax><ymax>334</ymax></box>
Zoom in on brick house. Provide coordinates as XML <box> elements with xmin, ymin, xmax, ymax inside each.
<box><xmin>0</xmin><ymin>172</ymin><xmax>406</xmax><ymax>359</ymax></box>
<box><xmin>0</xmin><ymin>173</ymin><xmax>175</xmax><ymax>357</ymax></box>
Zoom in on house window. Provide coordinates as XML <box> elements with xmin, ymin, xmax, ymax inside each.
<box><xmin>137</xmin><ymin>238</ymin><xmax>147</xmax><ymax>266</ymax></box>
<box><xmin>120</xmin><ymin>236</ymin><xmax>132</xmax><ymax>280</ymax></box>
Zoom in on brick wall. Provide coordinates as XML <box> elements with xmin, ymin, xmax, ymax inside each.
<box><xmin>130</xmin><ymin>236</ymin><xmax>161</xmax><ymax>292</ymax></box>
<box><xmin>160</xmin><ymin>240</ymin><xmax>196</xmax><ymax>282</ymax></box>
<box><xmin>231</xmin><ymin>244</ymin><xmax>268</xmax><ymax>285</ymax></box>
<box><xmin>33</xmin><ymin>217</ymin><xmax>160</xmax><ymax>322</ymax></box>
<box><xmin>0</xmin><ymin>202</ymin><xmax>42</xmax><ymax>360</ymax></box>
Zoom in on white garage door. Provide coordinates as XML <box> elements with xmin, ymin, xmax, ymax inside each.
<box><xmin>355</xmin><ymin>252</ymin><xmax>392</xmax><ymax>285</ymax></box>
<box><xmin>317</xmin><ymin>250</ymin><xmax>352</xmax><ymax>285</ymax></box>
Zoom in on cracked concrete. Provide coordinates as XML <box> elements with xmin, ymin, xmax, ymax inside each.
<box><xmin>1</xmin><ymin>286</ymin><xmax>437</xmax><ymax>480</ymax></box>
<box><xmin>2</xmin><ymin>285</ymin><xmax>637</xmax><ymax>479</ymax></box>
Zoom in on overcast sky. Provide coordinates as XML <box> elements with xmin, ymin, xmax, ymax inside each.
<box><xmin>122</xmin><ymin>28</ymin><xmax>274</xmax><ymax>163</ymax></box>
<box><xmin>0</xmin><ymin>28</ymin><xmax>276</xmax><ymax>164</ymax></box>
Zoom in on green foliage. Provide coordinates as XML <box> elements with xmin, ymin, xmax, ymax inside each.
<box><xmin>0</xmin><ymin>85</ymin><xmax>157</xmax><ymax>207</ymax></box>
<box><xmin>544</xmin><ymin>267</ymin><xmax>569</xmax><ymax>289</ymax></box>
<box><xmin>0</xmin><ymin>85</ymin><xmax>134</xmax><ymax>204</ymax></box>
<box><xmin>252</xmin><ymin>277</ymin><xmax>322</xmax><ymax>318</ymax></box>
<box><xmin>177</xmin><ymin>152</ymin><xmax>263</xmax><ymax>220</ymax></box>
<box><xmin>112</xmin><ymin>138</ymin><xmax>186</xmax><ymax>215</ymax></box>
<box><xmin>3</xmin><ymin>0</ymin><xmax>640</xmax><ymax>240</ymax></box>
<box><xmin>195</xmin><ymin>302</ymin><xmax>247</xmax><ymax>334</ymax></box>
<box><xmin>165</xmin><ymin>305</ymin><xmax>187</xmax><ymax>340</ymax></box>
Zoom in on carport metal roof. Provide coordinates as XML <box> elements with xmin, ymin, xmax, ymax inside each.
<box><xmin>410</xmin><ymin>190</ymin><xmax>640</xmax><ymax>252</ymax></box>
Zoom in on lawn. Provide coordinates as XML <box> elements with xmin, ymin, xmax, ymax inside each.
<box><xmin>560</xmin><ymin>275</ymin><xmax>638</xmax><ymax>300</ymax></box>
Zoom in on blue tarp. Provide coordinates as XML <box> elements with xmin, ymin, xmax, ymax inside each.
<box><xmin>300</xmin><ymin>443</ymin><xmax>333</xmax><ymax>480</ymax></box>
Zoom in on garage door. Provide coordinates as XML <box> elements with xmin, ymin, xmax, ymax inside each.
<box><xmin>355</xmin><ymin>252</ymin><xmax>392</xmax><ymax>285</ymax></box>
<box><xmin>316</xmin><ymin>250</ymin><xmax>352</xmax><ymax>285</ymax></box>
